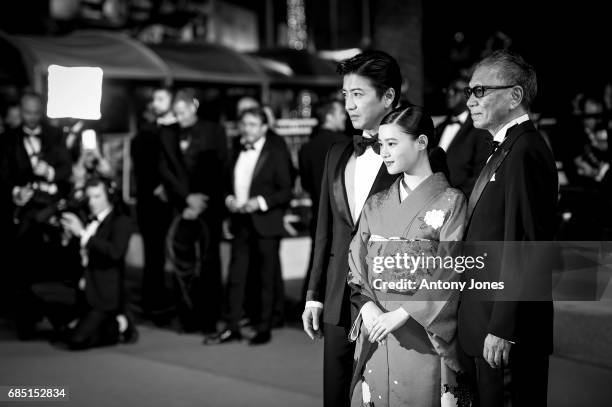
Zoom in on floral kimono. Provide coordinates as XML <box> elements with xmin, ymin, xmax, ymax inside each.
<box><xmin>347</xmin><ymin>172</ymin><xmax>470</xmax><ymax>407</ymax></box>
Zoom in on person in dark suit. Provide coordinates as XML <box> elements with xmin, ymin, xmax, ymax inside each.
<box><xmin>434</xmin><ymin>77</ymin><xmax>491</xmax><ymax>197</ymax></box>
<box><xmin>1</xmin><ymin>92</ymin><xmax>72</xmax><ymax>339</ymax></box>
<box><xmin>60</xmin><ymin>177</ymin><xmax>134</xmax><ymax>350</ymax></box>
<box><xmin>301</xmin><ymin>50</ymin><xmax>402</xmax><ymax>407</ymax></box>
<box><xmin>131</xmin><ymin>86</ymin><xmax>175</xmax><ymax>323</ymax></box>
<box><xmin>298</xmin><ymin>99</ymin><xmax>348</xmax><ymax>305</ymax></box>
<box><xmin>459</xmin><ymin>50</ymin><xmax>558</xmax><ymax>406</ymax></box>
<box><xmin>158</xmin><ymin>89</ymin><xmax>226</xmax><ymax>333</ymax></box>
<box><xmin>204</xmin><ymin>107</ymin><xmax>292</xmax><ymax>345</ymax></box>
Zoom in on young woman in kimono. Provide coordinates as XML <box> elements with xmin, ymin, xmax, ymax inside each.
<box><xmin>347</xmin><ymin>105</ymin><xmax>471</xmax><ymax>407</ymax></box>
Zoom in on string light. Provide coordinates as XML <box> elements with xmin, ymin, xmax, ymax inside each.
<box><xmin>287</xmin><ymin>0</ymin><xmax>307</xmax><ymax>50</ymax></box>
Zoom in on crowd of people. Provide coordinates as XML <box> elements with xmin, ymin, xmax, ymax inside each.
<box><xmin>0</xmin><ymin>45</ymin><xmax>610</xmax><ymax>406</ymax></box>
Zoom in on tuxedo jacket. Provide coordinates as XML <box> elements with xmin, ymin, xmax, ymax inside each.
<box><xmin>228</xmin><ymin>135</ymin><xmax>293</xmax><ymax>238</ymax></box>
<box><xmin>84</xmin><ymin>209</ymin><xmax>133</xmax><ymax>312</ymax></box>
<box><xmin>158</xmin><ymin>121</ymin><xmax>225</xmax><ymax>219</ymax></box>
<box><xmin>306</xmin><ymin>140</ymin><xmax>398</xmax><ymax>327</ymax></box>
<box><xmin>298</xmin><ymin>128</ymin><xmax>348</xmax><ymax>218</ymax></box>
<box><xmin>458</xmin><ymin>120</ymin><xmax>558</xmax><ymax>356</ymax></box>
<box><xmin>434</xmin><ymin>114</ymin><xmax>491</xmax><ymax>197</ymax></box>
<box><xmin>1</xmin><ymin>124</ymin><xmax>72</xmax><ymax>194</ymax></box>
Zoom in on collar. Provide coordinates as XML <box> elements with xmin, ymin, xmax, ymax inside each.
<box><xmin>456</xmin><ymin>110</ymin><xmax>469</xmax><ymax>124</ymax></box>
<box><xmin>252</xmin><ymin>136</ymin><xmax>266</xmax><ymax>151</ymax></box>
<box><xmin>156</xmin><ymin>114</ymin><xmax>177</xmax><ymax>126</ymax></box>
<box><xmin>362</xmin><ymin>129</ymin><xmax>377</xmax><ymax>138</ymax></box>
<box><xmin>403</xmin><ymin>172</ymin><xmax>431</xmax><ymax>191</ymax></box>
<box><xmin>493</xmin><ymin>113</ymin><xmax>530</xmax><ymax>144</ymax></box>
<box><xmin>93</xmin><ymin>206</ymin><xmax>113</xmax><ymax>223</ymax></box>
<box><xmin>23</xmin><ymin>125</ymin><xmax>42</xmax><ymax>137</ymax></box>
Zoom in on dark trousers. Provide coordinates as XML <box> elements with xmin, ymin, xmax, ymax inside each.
<box><xmin>223</xmin><ymin>216</ymin><xmax>280</xmax><ymax>333</ymax></box>
<box><xmin>323</xmin><ymin>323</ymin><xmax>354</xmax><ymax>407</ymax></box>
<box><xmin>67</xmin><ymin>309</ymin><xmax>119</xmax><ymax>350</ymax></box>
<box><xmin>465</xmin><ymin>351</ymin><xmax>549</xmax><ymax>406</ymax></box>
<box><xmin>138</xmin><ymin>199</ymin><xmax>172</xmax><ymax>316</ymax></box>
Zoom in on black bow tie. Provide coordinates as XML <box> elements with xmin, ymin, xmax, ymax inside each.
<box><xmin>353</xmin><ymin>134</ymin><xmax>380</xmax><ymax>156</ymax></box>
<box><xmin>241</xmin><ymin>143</ymin><xmax>255</xmax><ymax>152</ymax></box>
<box><xmin>488</xmin><ymin>139</ymin><xmax>501</xmax><ymax>155</ymax></box>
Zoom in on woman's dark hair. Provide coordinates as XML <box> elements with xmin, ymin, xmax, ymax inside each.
<box><xmin>380</xmin><ymin>104</ymin><xmax>449</xmax><ymax>178</ymax></box>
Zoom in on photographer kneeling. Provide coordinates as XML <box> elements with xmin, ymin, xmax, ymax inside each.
<box><xmin>59</xmin><ymin>177</ymin><xmax>135</xmax><ymax>350</ymax></box>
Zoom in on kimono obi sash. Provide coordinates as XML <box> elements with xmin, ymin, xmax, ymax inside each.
<box><xmin>366</xmin><ymin>236</ymin><xmax>439</xmax><ymax>296</ymax></box>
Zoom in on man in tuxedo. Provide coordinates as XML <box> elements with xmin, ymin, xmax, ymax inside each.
<box><xmin>158</xmin><ymin>89</ymin><xmax>226</xmax><ymax>333</ymax></box>
<box><xmin>204</xmin><ymin>107</ymin><xmax>292</xmax><ymax>345</ymax></box>
<box><xmin>301</xmin><ymin>50</ymin><xmax>401</xmax><ymax>407</ymax></box>
<box><xmin>434</xmin><ymin>77</ymin><xmax>490</xmax><ymax>196</ymax></box>
<box><xmin>131</xmin><ymin>86</ymin><xmax>175</xmax><ymax>323</ymax></box>
<box><xmin>60</xmin><ymin>177</ymin><xmax>134</xmax><ymax>350</ymax></box>
<box><xmin>458</xmin><ymin>50</ymin><xmax>558</xmax><ymax>406</ymax></box>
<box><xmin>1</xmin><ymin>92</ymin><xmax>72</xmax><ymax>338</ymax></box>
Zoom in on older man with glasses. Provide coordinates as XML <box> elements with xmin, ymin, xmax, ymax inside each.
<box><xmin>458</xmin><ymin>50</ymin><xmax>558</xmax><ymax>406</ymax></box>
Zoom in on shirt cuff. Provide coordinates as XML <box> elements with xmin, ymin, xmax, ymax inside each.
<box><xmin>80</xmin><ymin>229</ymin><xmax>94</xmax><ymax>248</ymax></box>
<box><xmin>305</xmin><ymin>301</ymin><xmax>323</xmax><ymax>309</ymax></box>
<box><xmin>257</xmin><ymin>195</ymin><xmax>268</xmax><ymax>212</ymax></box>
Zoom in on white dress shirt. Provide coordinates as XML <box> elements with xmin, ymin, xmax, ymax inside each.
<box><xmin>231</xmin><ymin>136</ymin><xmax>268</xmax><ymax>211</ymax></box>
<box><xmin>80</xmin><ymin>206</ymin><xmax>113</xmax><ymax>267</ymax></box>
<box><xmin>438</xmin><ymin>110</ymin><xmax>469</xmax><ymax>152</ymax></box>
<box><xmin>345</xmin><ymin>132</ymin><xmax>383</xmax><ymax>222</ymax></box>
<box><xmin>493</xmin><ymin>113</ymin><xmax>530</xmax><ymax>145</ymax></box>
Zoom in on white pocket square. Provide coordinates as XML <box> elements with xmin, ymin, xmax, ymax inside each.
<box><xmin>490</xmin><ymin>173</ymin><xmax>496</xmax><ymax>182</ymax></box>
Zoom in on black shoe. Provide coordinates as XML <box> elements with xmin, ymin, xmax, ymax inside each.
<box><xmin>120</xmin><ymin>323</ymin><xmax>139</xmax><ymax>344</ymax></box>
<box><xmin>202</xmin><ymin>329</ymin><xmax>242</xmax><ymax>345</ymax></box>
<box><xmin>248</xmin><ymin>331</ymin><xmax>271</xmax><ymax>345</ymax></box>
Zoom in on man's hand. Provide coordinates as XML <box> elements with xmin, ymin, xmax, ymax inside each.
<box><xmin>186</xmin><ymin>193</ymin><xmax>208</xmax><ymax>213</ymax></box>
<box><xmin>33</xmin><ymin>160</ymin><xmax>52</xmax><ymax>180</ymax></box>
<box><xmin>13</xmin><ymin>186</ymin><xmax>34</xmax><ymax>206</ymax></box>
<box><xmin>60</xmin><ymin>212</ymin><xmax>85</xmax><ymax>237</ymax></box>
<box><xmin>483</xmin><ymin>333</ymin><xmax>512</xmax><ymax>369</ymax></box>
<box><xmin>226</xmin><ymin>196</ymin><xmax>241</xmax><ymax>213</ymax></box>
<box><xmin>302</xmin><ymin>306</ymin><xmax>323</xmax><ymax>340</ymax></box>
<box><xmin>243</xmin><ymin>197</ymin><xmax>261</xmax><ymax>213</ymax></box>
<box><xmin>368</xmin><ymin>307</ymin><xmax>409</xmax><ymax>343</ymax></box>
<box><xmin>153</xmin><ymin>185</ymin><xmax>168</xmax><ymax>202</ymax></box>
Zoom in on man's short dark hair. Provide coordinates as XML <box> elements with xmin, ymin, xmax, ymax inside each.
<box><xmin>173</xmin><ymin>88</ymin><xmax>198</xmax><ymax>108</ymax></box>
<box><xmin>336</xmin><ymin>50</ymin><xmax>402</xmax><ymax>106</ymax></box>
<box><xmin>475</xmin><ymin>50</ymin><xmax>537</xmax><ymax>109</ymax></box>
<box><xmin>314</xmin><ymin>98</ymin><xmax>342</xmax><ymax>124</ymax></box>
<box><xmin>239</xmin><ymin>106</ymin><xmax>268</xmax><ymax>125</ymax></box>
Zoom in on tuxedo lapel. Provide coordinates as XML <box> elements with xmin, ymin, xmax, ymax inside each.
<box><xmin>466</xmin><ymin>121</ymin><xmax>533</xmax><ymax>224</ymax></box>
<box><xmin>332</xmin><ymin>142</ymin><xmax>355</xmax><ymax>228</ymax></box>
<box><xmin>251</xmin><ymin>138</ymin><xmax>271</xmax><ymax>184</ymax></box>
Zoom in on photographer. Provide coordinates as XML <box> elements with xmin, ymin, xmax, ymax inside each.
<box><xmin>59</xmin><ymin>177</ymin><xmax>135</xmax><ymax>350</ymax></box>
<box><xmin>0</xmin><ymin>92</ymin><xmax>72</xmax><ymax>339</ymax></box>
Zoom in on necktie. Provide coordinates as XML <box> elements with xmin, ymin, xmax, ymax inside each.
<box><xmin>353</xmin><ymin>134</ymin><xmax>380</xmax><ymax>156</ymax></box>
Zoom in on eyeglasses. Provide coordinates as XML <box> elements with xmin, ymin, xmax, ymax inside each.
<box><xmin>463</xmin><ymin>85</ymin><xmax>517</xmax><ymax>99</ymax></box>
